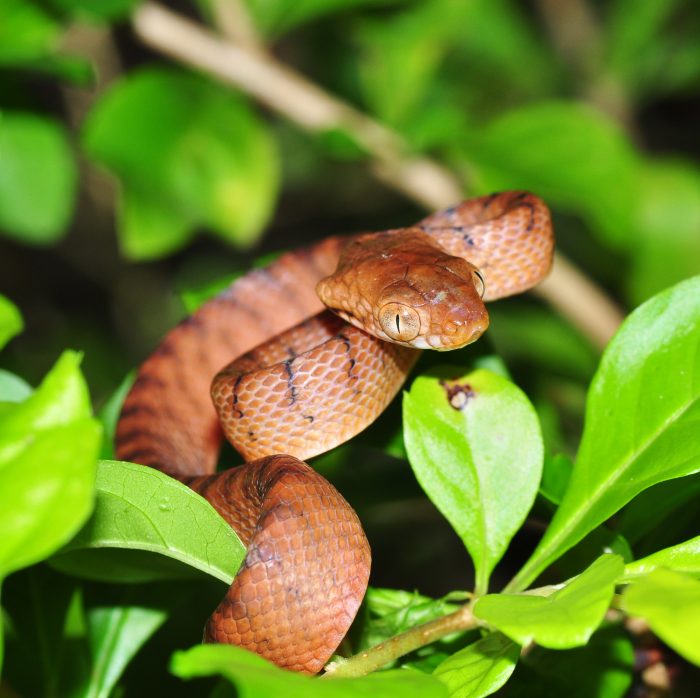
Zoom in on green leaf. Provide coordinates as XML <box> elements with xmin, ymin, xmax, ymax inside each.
<box><xmin>0</xmin><ymin>0</ymin><xmax>60</xmax><ymax>65</ymax></box>
<box><xmin>627</xmin><ymin>160</ymin><xmax>700</xmax><ymax>304</ymax></box>
<box><xmin>356</xmin><ymin>2</ymin><xmax>452</xmax><ymax>129</ymax></box>
<box><xmin>403</xmin><ymin>368</ymin><xmax>543</xmax><ymax>594</ymax></box>
<box><xmin>360</xmin><ymin>587</ymin><xmax>464</xmax><ymax>651</ymax></box>
<box><xmin>0</xmin><ymin>294</ymin><xmax>23</xmax><ymax>350</ymax></box>
<box><xmin>0</xmin><ymin>370</ymin><xmax>32</xmax><ymax>403</ymax></box>
<box><xmin>604</xmin><ymin>0</ymin><xmax>682</xmax><ymax>97</ymax></box>
<box><xmin>467</xmin><ymin>101</ymin><xmax>639</xmax><ymax>248</ymax></box>
<box><xmin>98</xmin><ymin>371</ymin><xmax>134</xmax><ymax>459</ymax></box>
<box><xmin>509</xmin><ymin>276</ymin><xmax>700</xmax><ymax>591</ymax></box>
<box><xmin>52</xmin><ymin>460</ymin><xmax>245</xmax><ymax>584</ymax></box>
<box><xmin>81</xmin><ymin>586</ymin><xmax>183</xmax><ymax>698</ymax></box>
<box><xmin>0</xmin><ymin>351</ymin><xmax>101</xmax><ymax>576</ymax></box>
<box><xmin>0</xmin><ymin>113</ymin><xmax>77</xmax><ymax>243</ymax></box>
<box><xmin>498</xmin><ymin>625</ymin><xmax>633</xmax><ymax>698</ymax></box>
<box><xmin>244</xmin><ymin>0</ymin><xmax>389</xmax><ymax>37</ymax></box>
<box><xmin>622</xmin><ymin>569</ymin><xmax>700</xmax><ymax>665</ymax></box>
<box><xmin>46</xmin><ymin>0</ymin><xmax>141</xmax><ymax>22</ymax></box>
<box><xmin>474</xmin><ymin>555</ymin><xmax>624</xmax><ymax>649</ymax></box>
<box><xmin>622</xmin><ymin>536</ymin><xmax>700</xmax><ymax>582</ymax></box>
<box><xmin>539</xmin><ymin>454</ymin><xmax>573</xmax><ymax>506</ymax></box>
<box><xmin>83</xmin><ymin>67</ymin><xmax>279</xmax><ymax>259</ymax></box>
<box><xmin>1</xmin><ymin>566</ymin><xmax>89</xmax><ymax>693</ymax></box>
<box><xmin>433</xmin><ymin>632</ymin><xmax>519</xmax><ymax>698</ymax></box>
<box><xmin>171</xmin><ymin>643</ymin><xmax>448</xmax><ymax>697</ymax></box>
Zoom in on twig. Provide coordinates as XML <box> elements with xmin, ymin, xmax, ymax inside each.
<box><xmin>209</xmin><ymin>0</ymin><xmax>263</xmax><ymax>52</ymax></box>
<box><xmin>322</xmin><ymin>603</ymin><xmax>477</xmax><ymax>679</ymax></box>
<box><xmin>132</xmin><ymin>2</ymin><xmax>625</xmax><ymax>348</ymax></box>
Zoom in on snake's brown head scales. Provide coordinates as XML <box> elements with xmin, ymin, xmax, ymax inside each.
<box><xmin>316</xmin><ymin>227</ymin><xmax>490</xmax><ymax>350</ymax></box>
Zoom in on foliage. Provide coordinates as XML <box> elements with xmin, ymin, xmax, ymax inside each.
<box><xmin>1</xmin><ymin>0</ymin><xmax>700</xmax><ymax>696</ymax></box>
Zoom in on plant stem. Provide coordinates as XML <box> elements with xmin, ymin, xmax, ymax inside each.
<box><xmin>322</xmin><ymin>603</ymin><xmax>477</xmax><ymax>679</ymax></box>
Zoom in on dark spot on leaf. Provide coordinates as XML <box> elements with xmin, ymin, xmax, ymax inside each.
<box><xmin>439</xmin><ymin>379</ymin><xmax>476</xmax><ymax>410</ymax></box>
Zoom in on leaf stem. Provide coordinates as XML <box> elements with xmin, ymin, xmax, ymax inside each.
<box><xmin>322</xmin><ymin>603</ymin><xmax>477</xmax><ymax>679</ymax></box>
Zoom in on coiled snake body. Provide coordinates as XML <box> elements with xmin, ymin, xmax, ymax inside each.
<box><xmin>115</xmin><ymin>192</ymin><xmax>553</xmax><ymax>673</ymax></box>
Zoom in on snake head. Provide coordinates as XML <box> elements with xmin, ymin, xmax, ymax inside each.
<box><xmin>317</xmin><ymin>229</ymin><xmax>489</xmax><ymax>350</ymax></box>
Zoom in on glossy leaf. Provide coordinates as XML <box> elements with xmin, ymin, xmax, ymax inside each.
<box><xmin>83</xmin><ymin>67</ymin><xmax>279</xmax><ymax>259</ymax></box>
<box><xmin>0</xmin><ymin>351</ymin><xmax>101</xmax><ymax>576</ymax></box>
<box><xmin>622</xmin><ymin>535</ymin><xmax>700</xmax><ymax>582</ymax></box>
<box><xmin>433</xmin><ymin>632</ymin><xmax>519</xmax><ymax>698</ymax></box>
<box><xmin>404</xmin><ymin>368</ymin><xmax>543</xmax><ymax>593</ymax></box>
<box><xmin>510</xmin><ymin>276</ymin><xmax>700</xmax><ymax>591</ymax></box>
<box><xmin>0</xmin><ymin>113</ymin><xmax>77</xmax><ymax>243</ymax></box>
<box><xmin>474</xmin><ymin>555</ymin><xmax>624</xmax><ymax>649</ymax></box>
<box><xmin>53</xmin><ymin>460</ymin><xmax>245</xmax><ymax>584</ymax></box>
<box><xmin>622</xmin><ymin>569</ymin><xmax>700</xmax><ymax>665</ymax></box>
<box><xmin>171</xmin><ymin>643</ymin><xmax>448</xmax><ymax>697</ymax></box>
<box><xmin>0</xmin><ymin>295</ymin><xmax>23</xmax><ymax>351</ymax></box>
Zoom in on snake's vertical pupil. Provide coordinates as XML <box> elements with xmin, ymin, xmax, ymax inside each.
<box><xmin>395</xmin><ymin>314</ymin><xmax>401</xmax><ymax>333</ymax></box>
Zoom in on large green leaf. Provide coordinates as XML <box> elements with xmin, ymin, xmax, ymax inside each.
<box><xmin>83</xmin><ymin>67</ymin><xmax>279</xmax><ymax>259</ymax></box>
<box><xmin>622</xmin><ymin>536</ymin><xmax>700</xmax><ymax>582</ymax></box>
<box><xmin>52</xmin><ymin>460</ymin><xmax>245</xmax><ymax>584</ymax></box>
<box><xmin>433</xmin><ymin>632</ymin><xmax>519</xmax><ymax>698</ymax></box>
<box><xmin>466</xmin><ymin>101</ymin><xmax>639</xmax><ymax>248</ymax></box>
<box><xmin>171</xmin><ymin>643</ymin><xmax>448</xmax><ymax>697</ymax></box>
<box><xmin>403</xmin><ymin>368</ymin><xmax>543</xmax><ymax>594</ymax></box>
<box><xmin>509</xmin><ymin>276</ymin><xmax>700</xmax><ymax>591</ymax></box>
<box><xmin>0</xmin><ymin>113</ymin><xmax>77</xmax><ymax>243</ymax></box>
<box><xmin>474</xmin><ymin>555</ymin><xmax>623</xmax><ymax>649</ymax></box>
<box><xmin>0</xmin><ymin>351</ymin><xmax>101</xmax><ymax>577</ymax></box>
<box><xmin>0</xmin><ymin>295</ymin><xmax>23</xmax><ymax>351</ymax></box>
<box><xmin>622</xmin><ymin>569</ymin><xmax>700</xmax><ymax>665</ymax></box>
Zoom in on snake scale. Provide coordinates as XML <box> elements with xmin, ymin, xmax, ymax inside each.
<box><xmin>115</xmin><ymin>191</ymin><xmax>554</xmax><ymax>673</ymax></box>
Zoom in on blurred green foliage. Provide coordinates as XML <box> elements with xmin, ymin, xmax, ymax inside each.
<box><xmin>1</xmin><ymin>0</ymin><xmax>700</xmax><ymax>696</ymax></box>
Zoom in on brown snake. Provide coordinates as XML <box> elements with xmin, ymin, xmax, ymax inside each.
<box><xmin>115</xmin><ymin>191</ymin><xmax>554</xmax><ymax>673</ymax></box>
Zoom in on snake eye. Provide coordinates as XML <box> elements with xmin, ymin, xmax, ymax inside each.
<box><xmin>379</xmin><ymin>303</ymin><xmax>421</xmax><ymax>343</ymax></box>
<box><xmin>472</xmin><ymin>270</ymin><xmax>486</xmax><ymax>299</ymax></box>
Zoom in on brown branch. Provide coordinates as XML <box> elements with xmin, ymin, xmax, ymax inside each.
<box><xmin>132</xmin><ymin>2</ymin><xmax>624</xmax><ymax>348</ymax></box>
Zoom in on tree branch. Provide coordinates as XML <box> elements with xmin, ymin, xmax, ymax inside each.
<box><xmin>132</xmin><ymin>2</ymin><xmax>624</xmax><ymax>348</ymax></box>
